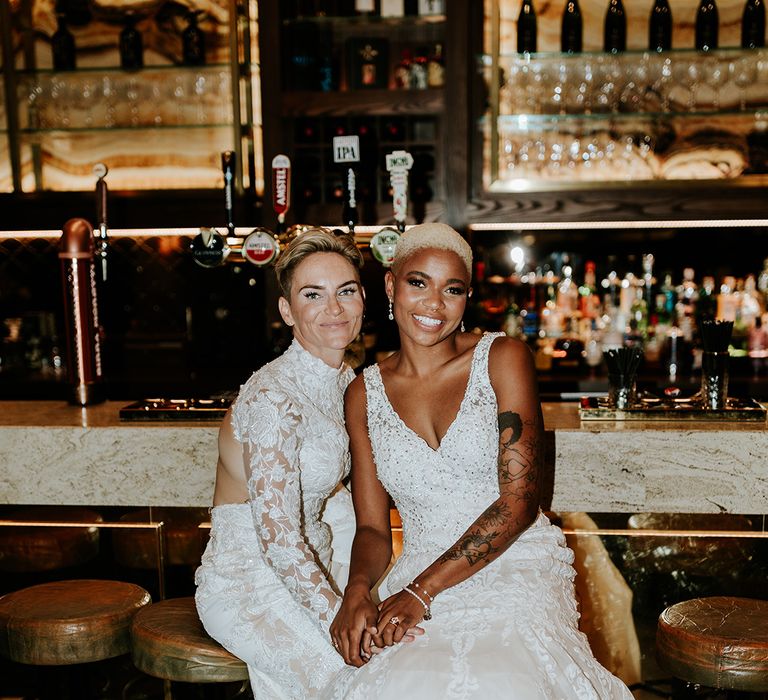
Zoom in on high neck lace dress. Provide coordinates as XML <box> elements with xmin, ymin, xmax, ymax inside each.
<box><xmin>195</xmin><ymin>339</ymin><xmax>356</xmax><ymax>699</ymax></box>
<box><xmin>325</xmin><ymin>333</ymin><xmax>633</xmax><ymax>700</ymax></box>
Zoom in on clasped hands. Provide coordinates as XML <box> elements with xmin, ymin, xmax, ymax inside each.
<box><xmin>330</xmin><ymin>584</ymin><xmax>426</xmax><ymax>667</ymax></box>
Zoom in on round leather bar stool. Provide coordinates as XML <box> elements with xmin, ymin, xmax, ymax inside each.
<box><xmin>0</xmin><ymin>506</ymin><xmax>103</xmax><ymax>573</ymax></box>
<box><xmin>657</xmin><ymin>596</ymin><xmax>768</xmax><ymax>694</ymax></box>
<box><xmin>112</xmin><ymin>507</ymin><xmax>209</xmax><ymax>569</ymax></box>
<box><xmin>130</xmin><ymin>597</ymin><xmax>249</xmax><ymax>685</ymax></box>
<box><xmin>0</xmin><ymin>579</ymin><xmax>151</xmax><ymax>665</ymax></box>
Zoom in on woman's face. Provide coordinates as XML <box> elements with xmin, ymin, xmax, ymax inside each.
<box><xmin>279</xmin><ymin>252</ymin><xmax>365</xmax><ymax>367</ymax></box>
<box><xmin>386</xmin><ymin>247</ymin><xmax>471</xmax><ymax>345</ymax></box>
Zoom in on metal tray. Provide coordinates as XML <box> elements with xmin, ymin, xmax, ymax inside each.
<box><xmin>579</xmin><ymin>395</ymin><xmax>767</xmax><ymax>421</ymax></box>
<box><xmin>119</xmin><ymin>398</ymin><xmax>232</xmax><ymax>422</ymax></box>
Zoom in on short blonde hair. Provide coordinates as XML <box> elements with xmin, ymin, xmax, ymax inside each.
<box><xmin>392</xmin><ymin>223</ymin><xmax>472</xmax><ymax>279</ymax></box>
<box><xmin>275</xmin><ymin>227</ymin><xmax>364</xmax><ymax>297</ymax></box>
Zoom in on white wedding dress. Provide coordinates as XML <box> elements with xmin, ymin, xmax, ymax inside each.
<box><xmin>195</xmin><ymin>339</ymin><xmax>355</xmax><ymax>699</ymax></box>
<box><xmin>325</xmin><ymin>333</ymin><xmax>633</xmax><ymax>700</ymax></box>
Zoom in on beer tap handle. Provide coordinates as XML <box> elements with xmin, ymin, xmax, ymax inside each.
<box><xmin>93</xmin><ymin>163</ymin><xmax>109</xmax><ymax>282</ymax></box>
<box><xmin>272</xmin><ymin>154</ymin><xmax>291</xmax><ymax>237</ymax></box>
<box><xmin>221</xmin><ymin>151</ymin><xmax>236</xmax><ymax>238</ymax></box>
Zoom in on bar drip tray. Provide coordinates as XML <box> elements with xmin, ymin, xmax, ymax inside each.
<box><xmin>119</xmin><ymin>398</ymin><xmax>232</xmax><ymax>422</ymax></box>
<box><xmin>579</xmin><ymin>395</ymin><xmax>767</xmax><ymax>421</ymax></box>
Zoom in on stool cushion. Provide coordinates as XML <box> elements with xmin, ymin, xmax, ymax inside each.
<box><xmin>657</xmin><ymin>596</ymin><xmax>768</xmax><ymax>692</ymax></box>
<box><xmin>131</xmin><ymin>597</ymin><xmax>248</xmax><ymax>684</ymax></box>
<box><xmin>0</xmin><ymin>507</ymin><xmax>102</xmax><ymax>573</ymax></box>
<box><xmin>0</xmin><ymin>579</ymin><xmax>151</xmax><ymax>665</ymax></box>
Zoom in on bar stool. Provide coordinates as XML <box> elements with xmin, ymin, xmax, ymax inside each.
<box><xmin>0</xmin><ymin>506</ymin><xmax>102</xmax><ymax>574</ymax></box>
<box><xmin>130</xmin><ymin>597</ymin><xmax>249</xmax><ymax>694</ymax></box>
<box><xmin>0</xmin><ymin>579</ymin><xmax>151</xmax><ymax>697</ymax></box>
<box><xmin>656</xmin><ymin>596</ymin><xmax>768</xmax><ymax>697</ymax></box>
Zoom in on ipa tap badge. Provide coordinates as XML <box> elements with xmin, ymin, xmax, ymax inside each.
<box><xmin>243</xmin><ymin>228</ymin><xmax>279</xmax><ymax>267</ymax></box>
<box><xmin>191</xmin><ymin>227</ymin><xmax>229</xmax><ymax>268</ymax></box>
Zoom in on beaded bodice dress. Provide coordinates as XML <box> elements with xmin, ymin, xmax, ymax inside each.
<box><xmin>325</xmin><ymin>333</ymin><xmax>633</xmax><ymax>700</ymax></box>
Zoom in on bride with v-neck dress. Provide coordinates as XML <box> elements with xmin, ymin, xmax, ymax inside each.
<box><xmin>325</xmin><ymin>333</ymin><xmax>633</xmax><ymax>699</ymax></box>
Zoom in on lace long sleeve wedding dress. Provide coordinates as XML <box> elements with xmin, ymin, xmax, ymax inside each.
<box><xmin>325</xmin><ymin>333</ymin><xmax>633</xmax><ymax>700</ymax></box>
<box><xmin>195</xmin><ymin>339</ymin><xmax>355</xmax><ymax>699</ymax></box>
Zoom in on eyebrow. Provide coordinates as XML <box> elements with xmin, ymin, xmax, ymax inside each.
<box><xmin>297</xmin><ymin>280</ymin><xmax>360</xmax><ymax>292</ymax></box>
<box><xmin>405</xmin><ymin>270</ymin><xmax>467</xmax><ymax>286</ymax></box>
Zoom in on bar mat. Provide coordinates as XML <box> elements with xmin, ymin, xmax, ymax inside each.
<box><xmin>579</xmin><ymin>395</ymin><xmax>767</xmax><ymax>421</ymax></box>
<box><xmin>119</xmin><ymin>398</ymin><xmax>231</xmax><ymax>422</ymax></box>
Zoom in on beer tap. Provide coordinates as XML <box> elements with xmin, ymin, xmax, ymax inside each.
<box><xmin>333</xmin><ymin>135</ymin><xmax>360</xmax><ymax>234</ymax></box>
<box><xmin>221</xmin><ymin>150</ymin><xmax>236</xmax><ymax>239</ymax></box>
<box><xmin>93</xmin><ymin>163</ymin><xmax>109</xmax><ymax>283</ymax></box>
<box><xmin>370</xmin><ymin>149</ymin><xmax>413</xmax><ymax>267</ymax></box>
<box><xmin>59</xmin><ymin>218</ymin><xmax>105</xmax><ymax>406</ymax></box>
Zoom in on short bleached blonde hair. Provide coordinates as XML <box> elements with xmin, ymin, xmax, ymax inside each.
<box><xmin>392</xmin><ymin>223</ymin><xmax>472</xmax><ymax>279</ymax></box>
<box><xmin>275</xmin><ymin>227</ymin><xmax>363</xmax><ymax>297</ymax></box>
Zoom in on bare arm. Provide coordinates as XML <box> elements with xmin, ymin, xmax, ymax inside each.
<box><xmin>330</xmin><ymin>375</ymin><xmax>393</xmax><ymax>666</ymax></box>
<box><xmin>377</xmin><ymin>337</ymin><xmax>543</xmax><ymax>637</ymax></box>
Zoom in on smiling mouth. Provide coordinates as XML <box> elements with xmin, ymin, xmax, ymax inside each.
<box><xmin>413</xmin><ymin>314</ymin><xmax>444</xmax><ymax>328</ymax></box>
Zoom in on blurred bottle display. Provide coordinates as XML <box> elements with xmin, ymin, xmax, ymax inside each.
<box><xmin>649</xmin><ymin>0</ymin><xmax>673</xmax><ymax>51</ymax></box>
<box><xmin>741</xmin><ymin>0</ymin><xmax>766</xmax><ymax>48</ymax></box>
<box><xmin>695</xmin><ymin>0</ymin><xmax>719</xmax><ymax>51</ymax></box>
<box><xmin>182</xmin><ymin>11</ymin><xmax>206</xmax><ymax>66</ymax></box>
<box><xmin>603</xmin><ymin>0</ymin><xmax>626</xmax><ymax>53</ymax></box>
<box><xmin>517</xmin><ymin>0</ymin><xmax>537</xmax><ymax>54</ymax></box>
<box><xmin>119</xmin><ymin>12</ymin><xmax>144</xmax><ymax>70</ymax></box>
<box><xmin>427</xmin><ymin>43</ymin><xmax>445</xmax><ymax>87</ymax></box>
<box><xmin>561</xmin><ymin>0</ymin><xmax>583</xmax><ymax>53</ymax></box>
<box><xmin>52</xmin><ymin>12</ymin><xmax>77</xmax><ymax>71</ymax></box>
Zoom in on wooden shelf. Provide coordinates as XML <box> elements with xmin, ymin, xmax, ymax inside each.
<box><xmin>280</xmin><ymin>89</ymin><xmax>443</xmax><ymax>117</ymax></box>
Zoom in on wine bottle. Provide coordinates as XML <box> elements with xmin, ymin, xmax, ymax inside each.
<box><xmin>561</xmin><ymin>0</ymin><xmax>583</xmax><ymax>53</ymax></box>
<box><xmin>649</xmin><ymin>0</ymin><xmax>673</xmax><ymax>51</ymax></box>
<box><xmin>119</xmin><ymin>12</ymin><xmax>144</xmax><ymax>70</ymax></box>
<box><xmin>427</xmin><ymin>43</ymin><xmax>445</xmax><ymax>87</ymax></box>
<box><xmin>695</xmin><ymin>0</ymin><xmax>719</xmax><ymax>51</ymax></box>
<box><xmin>51</xmin><ymin>13</ymin><xmax>76</xmax><ymax>71</ymax></box>
<box><xmin>182</xmin><ymin>11</ymin><xmax>206</xmax><ymax>66</ymax></box>
<box><xmin>517</xmin><ymin>0</ymin><xmax>537</xmax><ymax>54</ymax></box>
<box><xmin>603</xmin><ymin>0</ymin><xmax>626</xmax><ymax>53</ymax></box>
<box><xmin>742</xmin><ymin>0</ymin><xmax>766</xmax><ymax>48</ymax></box>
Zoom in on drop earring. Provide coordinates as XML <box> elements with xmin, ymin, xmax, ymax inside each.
<box><xmin>388</xmin><ymin>299</ymin><xmax>394</xmax><ymax>321</ymax></box>
<box><xmin>460</xmin><ymin>321</ymin><xmax>465</xmax><ymax>332</ymax></box>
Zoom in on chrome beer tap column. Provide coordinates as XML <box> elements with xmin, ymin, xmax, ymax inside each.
<box><xmin>59</xmin><ymin>218</ymin><xmax>105</xmax><ymax>406</ymax></box>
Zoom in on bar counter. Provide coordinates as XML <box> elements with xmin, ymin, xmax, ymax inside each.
<box><xmin>0</xmin><ymin>401</ymin><xmax>766</xmax><ymax>514</ymax></box>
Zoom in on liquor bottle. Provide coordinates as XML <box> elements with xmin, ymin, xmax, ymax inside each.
<box><xmin>410</xmin><ymin>48</ymin><xmax>429</xmax><ymax>89</ymax></box>
<box><xmin>648</xmin><ymin>0</ymin><xmax>673</xmax><ymax>51</ymax></box>
<box><xmin>380</xmin><ymin>0</ymin><xmax>405</xmax><ymax>15</ymax></box>
<box><xmin>119</xmin><ymin>12</ymin><xmax>144</xmax><ymax>70</ymax></box>
<box><xmin>517</xmin><ymin>0</ymin><xmax>537</xmax><ymax>53</ymax></box>
<box><xmin>561</xmin><ymin>0</ymin><xmax>583</xmax><ymax>53</ymax></box>
<box><xmin>742</xmin><ymin>0</ymin><xmax>766</xmax><ymax>48</ymax></box>
<box><xmin>418</xmin><ymin>0</ymin><xmax>444</xmax><ymax>15</ymax></box>
<box><xmin>427</xmin><ymin>43</ymin><xmax>445</xmax><ymax>87</ymax></box>
<box><xmin>355</xmin><ymin>0</ymin><xmax>379</xmax><ymax>15</ymax></box>
<box><xmin>182</xmin><ymin>11</ymin><xmax>206</xmax><ymax>66</ymax></box>
<box><xmin>603</xmin><ymin>0</ymin><xmax>626</xmax><ymax>53</ymax></box>
<box><xmin>395</xmin><ymin>49</ymin><xmax>413</xmax><ymax>88</ymax></box>
<box><xmin>51</xmin><ymin>13</ymin><xmax>76</xmax><ymax>71</ymax></box>
<box><xmin>695</xmin><ymin>0</ymin><xmax>719</xmax><ymax>51</ymax></box>
<box><xmin>404</xmin><ymin>0</ymin><xmax>419</xmax><ymax>14</ymax></box>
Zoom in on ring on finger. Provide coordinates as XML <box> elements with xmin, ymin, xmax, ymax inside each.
<box><xmin>388</xmin><ymin>616</ymin><xmax>400</xmax><ymax>626</ymax></box>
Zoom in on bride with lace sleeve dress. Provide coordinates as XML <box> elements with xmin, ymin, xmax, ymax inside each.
<box><xmin>194</xmin><ymin>229</ymin><xmax>364</xmax><ymax>699</ymax></box>
<box><xmin>327</xmin><ymin>224</ymin><xmax>633</xmax><ymax>699</ymax></box>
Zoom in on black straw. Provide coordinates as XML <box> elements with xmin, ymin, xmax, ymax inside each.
<box><xmin>700</xmin><ymin>320</ymin><xmax>733</xmax><ymax>353</ymax></box>
<box><xmin>603</xmin><ymin>347</ymin><xmax>644</xmax><ymax>377</ymax></box>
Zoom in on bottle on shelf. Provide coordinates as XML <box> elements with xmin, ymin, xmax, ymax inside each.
<box><xmin>517</xmin><ymin>0</ymin><xmax>537</xmax><ymax>54</ymax></box>
<box><xmin>427</xmin><ymin>43</ymin><xmax>445</xmax><ymax>88</ymax></box>
<box><xmin>418</xmin><ymin>0</ymin><xmax>445</xmax><ymax>15</ymax></box>
<box><xmin>741</xmin><ymin>0</ymin><xmax>766</xmax><ymax>48</ymax></box>
<box><xmin>355</xmin><ymin>0</ymin><xmax>380</xmax><ymax>15</ymax></box>
<box><xmin>51</xmin><ymin>12</ymin><xmax>76</xmax><ymax>71</ymax></box>
<box><xmin>561</xmin><ymin>0</ymin><xmax>583</xmax><ymax>53</ymax></box>
<box><xmin>695</xmin><ymin>0</ymin><xmax>719</xmax><ymax>51</ymax></box>
<box><xmin>410</xmin><ymin>48</ymin><xmax>429</xmax><ymax>89</ymax></box>
<box><xmin>380</xmin><ymin>0</ymin><xmax>405</xmax><ymax>16</ymax></box>
<box><xmin>182</xmin><ymin>11</ymin><xmax>206</xmax><ymax>66</ymax></box>
<box><xmin>648</xmin><ymin>0</ymin><xmax>673</xmax><ymax>51</ymax></box>
<box><xmin>603</xmin><ymin>0</ymin><xmax>626</xmax><ymax>53</ymax></box>
<box><xmin>395</xmin><ymin>49</ymin><xmax>413</xmax><ymax>88</ymax></box>
<box><xmin>119</xmin><ymin>12</ymin><xmax>144</xmax><ymax>70</ymax></box>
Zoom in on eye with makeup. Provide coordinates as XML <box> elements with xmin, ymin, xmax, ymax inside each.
<box><xmin>406</xmin><ymin>277</ymin><xmax>426</xmax><ymax>289</ymax></box>
<box><xmin>338</xmin><ymin>285</ymin><xmax>360</xmax><ymax>297</ymax></box>
<box><xmin>446</xmin><ymin>285</ymin><xmax>467</xmax><ymax>296</ymax></box>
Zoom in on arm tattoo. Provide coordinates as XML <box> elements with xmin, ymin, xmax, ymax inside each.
<box><xmin>440</xmin><ymin>530</ymin><xmax>501</xmax><ymax>566</ymax></box>
<box><xmin>497</xmin><ymin>411</ymin><xmax>542</xmax><ymax>509</ymax></box>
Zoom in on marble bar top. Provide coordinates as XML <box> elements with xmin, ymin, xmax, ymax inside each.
<box><xmin>0</xmin><ymin>401</ymin><xmax>766</xmax><ymax>514</ymax></box>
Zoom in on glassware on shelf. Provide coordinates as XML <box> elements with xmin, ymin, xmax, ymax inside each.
<box><xmin>701</xmin><ymin>55</ymin><xmax>727</xmax><ymax>110</ymax></box>
<box><xmin>730</xmin><ymin>54</ymin><xmax>758</xmax><ymax>110</ymax></box>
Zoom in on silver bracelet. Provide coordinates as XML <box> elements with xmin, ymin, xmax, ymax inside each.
<box><xmin>403</xmin><ymin>584</ymin><xmax>432</xmax><ymax>620</ymax></box>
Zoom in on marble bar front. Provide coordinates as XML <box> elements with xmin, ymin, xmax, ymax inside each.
<box><xmin>1</xmin><ymin>401</ymin><xmax>765</xmax><ymax>515</ymax></box>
